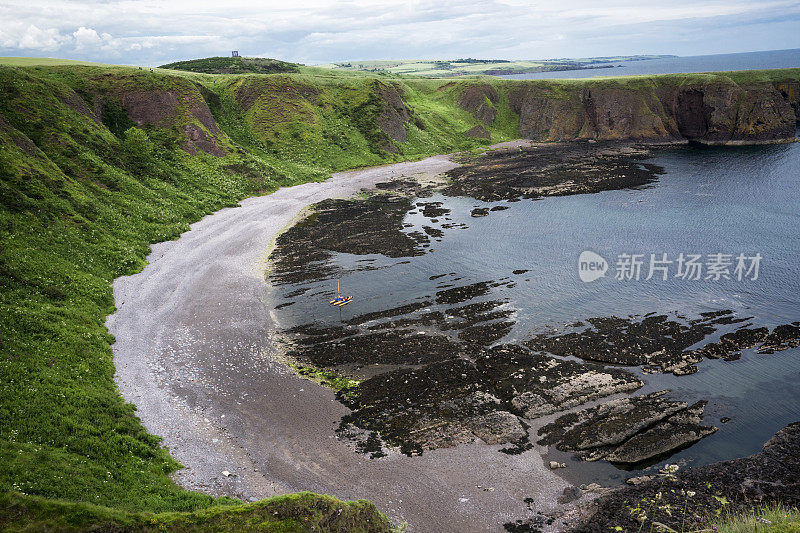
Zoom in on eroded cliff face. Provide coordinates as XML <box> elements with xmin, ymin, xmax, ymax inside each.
<box><xmin>82</xmin><ymin>74</ymin><xmax>228</xmax><ymax>156</ymax></box>
<box><xmin>504</xmin><ymin>78</ymin><xmax>798</xmax><ymax>144</ymax></box>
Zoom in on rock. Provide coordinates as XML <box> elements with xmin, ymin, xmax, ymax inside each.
<box><xmin>539</xmin><ymin>393</ymin><xmax>717</xmax><ymax>464</ymax></box>
<box><xmin>626</xmin><ymin>475</ymin><xmax>654</xmax><ymax>486</ymax></box>
<box><xmin>549</xmin><ymin>461</ymin><xmax>567</xmax><ymax>469</ymax></box>
<box><xmin>606</xmin><ymin>402</ymin><xmax>717</xmax><ymax>464</ymax></box>
<box><xmin>584</xmin><ymin>483</ymin><xmax>603</xmax><ymax>492</ymax></box>
<box><xmin>506</xmin><ymin>80</ymin><xmax>797</xmax><ymax>144</ymax></box>
<box><xmin>457</xmin><ymin>84</ymin><xmax>499</xmax><ymax>126</ymax></box>
<box><xmin>471</xmin><ymin>410</ymin><xmax>527</xmax><ymax>445</ymax></box>
<box><xmin>758</xmin><ymin>323</ymin><xmax>800</xmax><ymax>353</ymax></box>
<box><xmin>471</xmin><ymin>207</ymin><xmax>490</xmax><ymax>217</ymax></box>
<box><xmin>465</xmin><ymin>124</ymin><xmax>491</xmax><ymax>139</ymax></box>
<box><xmin>659</xmin><ymin>464</ymin><xmax>680</xmax><ymax>475</ymax></box>
<box><xmin>570</xmin><ymin>422</ymin><xmax>800</xmax><ymax>533</ymax></box>
<box><xmin>558</xmin><ymin>486</ymin><xmax>583</xmax><ymax>504</ymax></box>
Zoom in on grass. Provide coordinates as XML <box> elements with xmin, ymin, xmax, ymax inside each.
<box><xmin>0</xmin><ymin>491</ymin><xmax>391</xmax><ymax>532</ymax></box>
<box><xmin>706</xmin><ymin>504</ymin><xmax>800</xmax><ymax>533</ymax></box>
<box><xmin>159</xmin><ymin>57</ymin><xmax>301</xmax><ymax>75</ymax></box>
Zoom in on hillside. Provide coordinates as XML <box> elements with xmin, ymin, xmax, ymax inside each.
<box><xmin>159</xmin><ymin>56</ymin><xmax>301</xmax><ymax>75</ymax></box>
<box><xmin>0</xmin><ymin>60</ymin><xmax>799</xmax><ymax>529</ymax></box>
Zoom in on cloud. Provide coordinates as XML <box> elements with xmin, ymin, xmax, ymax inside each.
<box><xmin>7</xmin><ymin>24</ymin><xmax>67</xmax><ymax>51</ymax></box>
<box><xmin>0</xmin><ymin>0</ymin><xmax>798</xmax><ymax>65</ymax></box>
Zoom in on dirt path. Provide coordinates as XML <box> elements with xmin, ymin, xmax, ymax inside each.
<box><xmin>106</xmin><ymin>143</ymin><xmax>573</xmax><ymax>532</ymax></box>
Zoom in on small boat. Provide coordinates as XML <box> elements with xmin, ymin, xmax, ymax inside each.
<box><xmin>330</xmin><ymin>295</ymin><xmax>353</xmax><ymax>306</ymax></box>
<box><xmin>329</xmin><ymin>280</ymin><xmax>353</xmax><ymax>307</ymax></box>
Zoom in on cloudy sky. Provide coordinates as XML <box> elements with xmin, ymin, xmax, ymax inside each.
<box><xmin>1</xmin><ymin>0</ymin><xmax>799</xmax><ymax>66</ymax></box>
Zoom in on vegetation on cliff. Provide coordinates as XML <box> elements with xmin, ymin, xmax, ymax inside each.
<box><xmin>159</xmin><ymin>56</ymin><xmax>301</xmax><ymax>75</ymax></box>
<box><xmin>0</xmin><ymin>491</ymin><xmax>391</xmax><ymax>532</ymax></box>
<box><xmin>0</xmin><ymin>57</ymin><xmax>799</xmax><ymax>529</ymax></box>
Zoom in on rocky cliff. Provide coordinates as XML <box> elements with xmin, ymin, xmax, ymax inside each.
<box><xmin>499</xmin><ymin>75</ymin><xmax>799</xmax><ymax>144</ymax></box>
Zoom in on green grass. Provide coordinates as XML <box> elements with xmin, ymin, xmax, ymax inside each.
<box><xmin>0</xmin><ymin>57</ymin><xmax>125</xmax><ymax>67</ymax></box>
<box><xmin>707</xmin><ymin>504</ymin><xmax>800</xmax><ymax>533</ymax></box>
<box><xmin>0</xmin><ymin>491</ymin><xmax>391</xmax><ymax>532</ymax></box>
<box><xmin>159</xmin><ymin>57</ymin><xmax>301</xmax><ymax>75</ymax></box>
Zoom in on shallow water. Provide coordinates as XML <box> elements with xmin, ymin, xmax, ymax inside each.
<box><xmin>273</xmin><ymin>139</ymin><xmax>800</xmax><ymax>478</ymax></box>
<box><xmin>500</xmin><ymin>48</ymin><xmax>800</xmax><ymax>80</ymax></box>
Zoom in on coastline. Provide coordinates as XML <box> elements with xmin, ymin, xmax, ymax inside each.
<box><xmin>107</xmin><ymin>141</ymin><xmax>581</xmax><ymax>533</ymax></box>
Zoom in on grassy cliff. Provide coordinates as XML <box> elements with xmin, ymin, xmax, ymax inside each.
<box><xmin>0</xmin><ymin>60</ymin><xmax>799</xmax><ymax>529</ymax></box>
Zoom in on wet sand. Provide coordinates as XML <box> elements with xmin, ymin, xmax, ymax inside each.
<box><xmin>106</xmin><ymin>142</ymin><xmax>575</xmax><ymax>532</ymax></box>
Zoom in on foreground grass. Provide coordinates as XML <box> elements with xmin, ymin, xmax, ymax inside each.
<box><xmin>0</xmin><ymin>491</ymin><xmax>391</xmax><ymax>532</ymax></box>
<box><xmin>707</xmin><ymin>504</ymin><xmax>800</xmax><ymax>533</ymax></box>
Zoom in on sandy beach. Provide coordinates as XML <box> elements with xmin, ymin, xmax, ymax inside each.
<box><xmin>106</xmin><ymin>142</ymin><xmax>576</xmax><ymax>532</ymax></box>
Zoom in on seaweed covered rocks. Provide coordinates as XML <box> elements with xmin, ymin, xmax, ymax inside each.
<box><xmin>571</xmin><ymin>422</ymin><xmax>800</xmax><ymax>532</ymax></box>
<box><xmin>538</xmin><ymin>392</ymin><xmax>717</xmax><ymax>465</ymax></box>
<box><xmin>526</xmin><ymin>312</ymin><xmax>800</xmax><ymax>375</ymax></box>
<box><xmin>445</xmin><ymin>143</ymin><xmax>664</xmax><ymax>202</ymax></box>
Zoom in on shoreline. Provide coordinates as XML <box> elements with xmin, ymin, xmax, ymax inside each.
<box><xmin>107</xmin><ymin>140</ymin><xmax>580</xmax><ymax>533</ymax></box>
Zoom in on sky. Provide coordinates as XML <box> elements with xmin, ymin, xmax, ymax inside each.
<box><xmin>1</xmin><ymin>0</ymin><xmax>799</xmax><ymax>67</ymax></box>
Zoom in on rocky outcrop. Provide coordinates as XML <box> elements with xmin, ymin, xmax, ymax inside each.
<box><xmin>373</xmin><ymin>81</ymin><xmax>411</xmax><ymax>146</ymax></box>
<box><xmin>507</xmin><ymin>78</ymin><xmax>798</xmax><ymax>144</ymax></box>
<box><xmin>457</xmin><ymin>83</ymin><xmax>499</xmax><ymax>126</ymax></box>
<box><xmin>572</xmin><ymin>421</ymin><xmax>800</xmax><ymax>532</ymax></box>
<box><xmin>775</xmin><ymin>80</ymin><xmax>800</xmax><ymax>122</ymax></box>
<box><xmin>538</xmin><ymin>391</ymin><xmax>717</xmax><ymax>464</ymax></box>
<box><xmin>90</xmin><ymin>80</ymin><xmax>227</xmax><ymax>157</ymax></box>
<box><xmin>464</xmin><ymin>124</ymin><xmax>490</xmax><ymax>139</ymax></box>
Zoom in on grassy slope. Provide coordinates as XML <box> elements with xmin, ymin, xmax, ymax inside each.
<box><xmin>158</xmin><ymin>57</ymin><xmax>301</xmax><ymax>75</ymax></box>
<box><xmin>0</xmin><ymin>61</ymin><xmax>797</xmax><ymax>529</ymax></box>
<box><xmin>0</xmin><ymin>63</ymin><xmax>517</xmax><ymax>527</ymax></box>
<box><xmin>0</xmin><ymin>491</ymin><xmax>389</xmax><ymax>532</ymax></box>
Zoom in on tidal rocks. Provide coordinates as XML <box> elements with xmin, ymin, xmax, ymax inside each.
<box><xmin>339</xmin><ymin>358</ymin><xmax>524</xmax><ymax>455</ymax></box>
<box><xmin>478</xmin><ymin>345</ymin><xmax>643</xmax><ymax>418</ymax></box>
<box><xmin>758</xmin><ymin>322</ymin><xmax>800</xmax><ymax>353</ymax></box>
<box><xmin>524</xmin><ymin>312</ymin><xmax>796</xmax><ymax>375</ymax></box>
<box><xmin>333</xmin><ymin>342</ymin><xmax>644</xmax><ymax>455</ymax></box>
<box><xmin>270</xmin><ymin>195</ymin><xmax>428</xmax><ymax>285</ymax></box>
<box><xmin>604</xmin><ymin>402</ymin><xmax>717</xmax><ymax>464</ymax></box>
<box><xmin>690</xmin><ymin>327</ymin><xmax>769</xmax><ymax>361</ymax></box>
<box><xmin>572</xmin><ymin>422</ymin><xmax>800</xmax><ymax>532</ymax></box>
<box><xmin>538</xmin><ymin>392</ymin><xmax>717</xmax><ymax>465</ymax></box>
<box><xmin>445</xmin><ymin>143</ymin><xmax>664</xmax><ymax>202</ymax></box>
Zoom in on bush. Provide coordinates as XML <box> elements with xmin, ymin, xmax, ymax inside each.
<box><xmin>121</xmin><ymin>127</ymin><xmax>155</xmax><ymax>175</ymax></box>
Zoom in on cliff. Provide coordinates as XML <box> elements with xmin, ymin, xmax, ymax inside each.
<box><xmin>500</xmin><ymin>73</ymin><xmax>800</xmax><ymax>144</ymax></box>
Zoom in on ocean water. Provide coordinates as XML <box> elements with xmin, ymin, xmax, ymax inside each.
<box><xmin>273</xmin><ymin>138</ymin><xmax>800</xmax><ymax>476</ymax></box>
<box><xmin>500</xmin><ymin>48</ymin><xmax>800</xmax><ymax>80</ymax></box>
